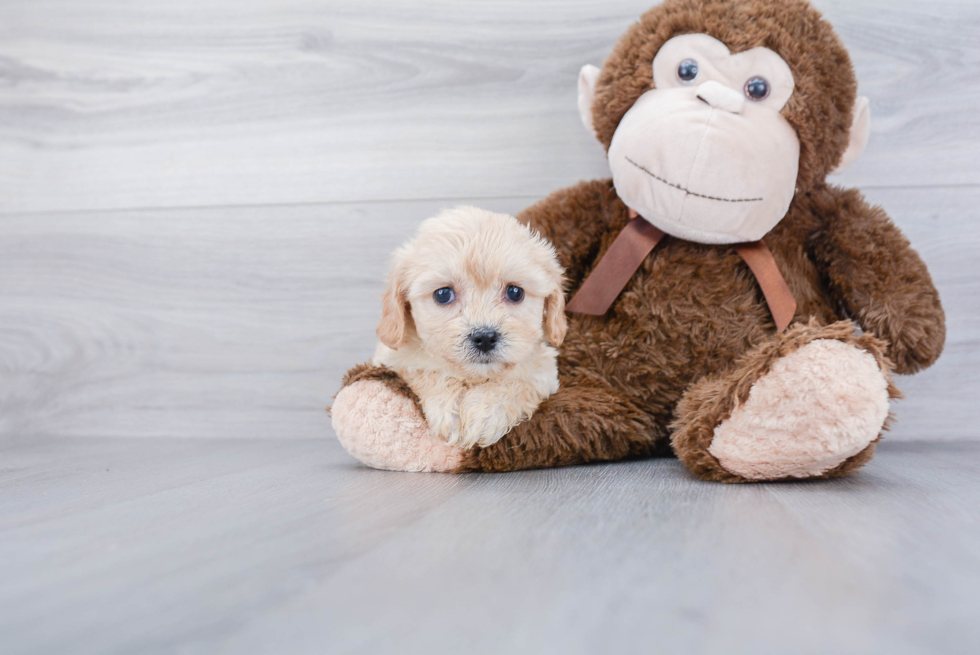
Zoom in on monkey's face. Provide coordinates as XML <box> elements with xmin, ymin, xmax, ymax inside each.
<box><xmin>579</xmin><ymin>0</ymin><xmax>870</xmax><ymax>240</ymax></box>
<box><xmin>605</xmin><ymin>34</ymin><xmax>801</xmax><ymax>244</ymax></box>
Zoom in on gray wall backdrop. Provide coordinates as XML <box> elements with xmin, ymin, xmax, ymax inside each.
<box><xmin>1</xmin><ymin>0</ymin><xmax>977</xmax><ymax>443</ymax></box>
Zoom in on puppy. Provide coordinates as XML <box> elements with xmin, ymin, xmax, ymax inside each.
<box><xmin>373</xmin><ymin>206</ymin><xmax>567</xmax><ymax>449</ymax></box>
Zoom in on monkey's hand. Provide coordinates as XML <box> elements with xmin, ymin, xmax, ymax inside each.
<box><xmin>331</xmin><ymin>364</ymin><xmax>467</xmax><ymax>473</ymax></box>
<box><xmin>810</xmin><ymin>187</ymin><xmax>946</xmax><ymax>374</ymax></box>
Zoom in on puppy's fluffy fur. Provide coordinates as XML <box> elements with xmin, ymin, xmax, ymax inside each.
<box><xmin>373</xmin><ymin>206</ymin><xmax>566</xmax><ymax>448</ymax></box>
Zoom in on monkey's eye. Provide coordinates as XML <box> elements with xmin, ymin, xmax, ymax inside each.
<box><xmin>744</xmin><ymin>76</ymin><xmax>770</xmax><ymax>101</ymax></box>
<box><xmin>677</xmin><ymin>59</ymin><xmax>699</xmax><ymax>83</ymax></box>
<box><xmin>505</xmin><ymin>285</ymin><xmax>525</xmax><ymax>303</ymax></box>
<box><xmin>433</xmin><ymin>287</ymin><xmax>456</xmax><ymax>305</ymax></box>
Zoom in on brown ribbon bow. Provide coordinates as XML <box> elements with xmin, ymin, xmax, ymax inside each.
<box><xmin>566</xmin><ymin>211</ymin><xmax>797</xmax><ymax>332</ymax></box>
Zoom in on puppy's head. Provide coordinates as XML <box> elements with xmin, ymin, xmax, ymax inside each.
<box><xmin>377</xmin><ymin>206</ymin><xmax>566</xmax><ymax>376</ymax></box>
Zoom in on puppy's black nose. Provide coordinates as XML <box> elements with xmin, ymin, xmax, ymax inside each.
<box><xmin>469</xmin><ymin>328</ymin><xmax>500</xmax><ymax>353</ymax></box>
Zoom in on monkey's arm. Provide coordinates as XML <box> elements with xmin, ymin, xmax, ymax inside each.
<box><xmin>457</xmin><ymin>373</ymin><xmax>665</xmax><ymax>473</ymax></box>
<box><xmin>332</xmin><ymin>363</ymin><xmax>664</xmax><ymax>473</ymax></box>
<box><xmin>517</xmin><ymin>178</ymin><xmax>626</xmax><ymax>287</ymax></box>
<box><xmin>809</xmin><ymin>186</ymin><xmax>945</xmax><ymax>374</ymax></box>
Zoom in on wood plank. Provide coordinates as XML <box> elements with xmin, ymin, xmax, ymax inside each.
<box><xmin>1</xmin><ymin>0</ymin><xmax>978</xmax><ymax>214</ymax></box>
<box><xmin>1</xmin><ymin>438</ymin><xmax>978</xmax><ymax>654</ymax></box>
<box><xmin>0</xmin><ymin>188</ymin><xmax>974</xmax><ymax>442</ymax></box>
<box><xmin>0</xmin><ymin>197</ymin><xmax>530</xmax><ymax>441</ymax></box>
<box><xmin>0</xmin><ymin>437</ymin><xmax>475</xmax><ymax>654</ymax></box>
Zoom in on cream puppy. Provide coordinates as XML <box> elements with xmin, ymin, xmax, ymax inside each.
<box><xmin>373</xmin><ymin>206</ymin><xmax>567</xmax><ymax>449</ymax></box>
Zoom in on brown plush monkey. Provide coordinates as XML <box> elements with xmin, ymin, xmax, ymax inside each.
<box><xmin>331</xmin><ymin>0</ymin><xmax>945</xmax><ymax>482</ymax></box>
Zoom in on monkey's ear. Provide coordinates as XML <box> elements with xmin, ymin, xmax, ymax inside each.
<box><xmin>577</xmin><ymin>64</ymin><xmax>601</xmax><ymax>138</ymax></box>
<box><xmin>377</xmin><ymin>270</ymin><xmax>411</xmax><ymax>349</ymax></box>
<box><xmin>832</xmin><ymin>96</ymin><xmax>871</xmax><ymax>175</ymax></box>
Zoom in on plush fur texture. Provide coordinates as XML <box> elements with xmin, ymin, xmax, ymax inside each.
<box><xmin>603</xmin><ymin>33</ymin><xmax>804</xmax><ymax>244</ymax></box>
<box><xmin>331</xmin><ymin>0</ymin><xmax>945</xmax><ymax>482</ymax></box>
<box><xmin>671</xmin><ymin>320</ymin><xmax>901</xmax><ymax>482</ymax></box>
<box><xmin>708</xmin><ymin>338</ymin><xmax>890</xmax><ymax>480</ymax></box>
<box><xmin>591</xmin><ymin>0</ymin><xmax>860</xmax><ymax>192</ymax></box>
<box><xmin>333</xmin><ymin>365</ymin><xmax>464</xmax><ymax>473</ymax></box>
<box><xmin>704</xmin><ymin>332</ymin><xmax>893</xmax><ymax>480</ymax></box>
<box><xmin>371</xmin><ymin>207</ymin><xmax>565</xmax><ymax>449</ymax></box>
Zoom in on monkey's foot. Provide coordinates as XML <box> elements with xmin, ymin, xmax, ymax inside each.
<box><xmin>709</xmin><ymin>339</ymin><xmax>890</xmax><ymax>479</ymax></box>
<box><xmin>331</xmin><ymin>380</ymin><xmax>466</xmax><ymax>473</ymax></box>
<box><xmin>673</xmin><ymin>321</ymin><xmax>899</xmax><ymax>482</ymax></box>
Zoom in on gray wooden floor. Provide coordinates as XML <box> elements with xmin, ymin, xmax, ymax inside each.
<box><xmin>2</xmin><ymin>1</ymin><xmax>980</xmax><ymax>653</ymax></box>
<box><xmin>2</xmin><ymin>438</ymin><xmax>979</xmax><ymax>655</ymax></box>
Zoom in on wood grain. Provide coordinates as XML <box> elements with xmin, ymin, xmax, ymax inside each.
<box><xmin>0</xmin><ymin>197</ymin><xmax>527</xmax><ymax>441</ymax></box>
<box><xmin>1</xmin><ymin>0</ymin><xmax>978</xmax><ymax>214</ymax></box>
<box><xmin>0</xmin><ymin>188</ymin><xmax>974</xmax><ymax>442</ymax></box>
<box><xmin>1</xmin><ymin>438</ymin><xmax>978</xmax><ymax>654</ymax></box>
<box><xmin>1</xmin><ymin>3</ymin><xmax>976</xmax><ymax>652</ymax></box>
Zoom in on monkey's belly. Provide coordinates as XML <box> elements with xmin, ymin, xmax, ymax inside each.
<box><xmin>559</xmin><ymin>245</ymin><xmax>827</xmax><ymax>425</ymax></box>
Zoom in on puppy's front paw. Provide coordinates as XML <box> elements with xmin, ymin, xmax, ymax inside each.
<box><xmin>426</xmin><ymin>409</ymin><xmax>461</xmax><ymax>445</ymax></box>
<box><xmin>455</xmin><ymin>388</ymin><xmax>521</xmax><ymax>449</ymax></box>
<box><xmin>421</xmin><ymin>395</ymin><xmax>462</xmax><ymax>444</ymax></box>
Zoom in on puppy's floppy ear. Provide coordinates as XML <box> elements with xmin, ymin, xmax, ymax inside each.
<box><xmin>377</xmin><ymin>266</ymin><xmax>411</xmax><ymax>349</ymax></box>
<box><xmin>544</xmin><ymin>286</ymin><xmax>568</xmax><ymax>347</ymax></box>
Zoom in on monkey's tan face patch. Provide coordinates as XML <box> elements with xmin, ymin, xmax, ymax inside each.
<box><xmin>601</xmin><ymin>34</ymin><xmax>801</xmax><ymax>244</ymax></box>
<box><xmin>652</xmin><ymin>35</ymin><xmax>795</xmax><ymax>110</ymax></box>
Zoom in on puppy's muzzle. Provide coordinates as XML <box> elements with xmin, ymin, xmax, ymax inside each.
<box><xmin>468</xmin><ymin>327</ymin><xmax>500</xmax><ymax>354</ymax></box>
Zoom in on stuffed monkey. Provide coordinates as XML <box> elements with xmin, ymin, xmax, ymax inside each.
<box><xmin>331</xmin><ymin>0</ymin><xmax>945</xmax><ymax>482</ymax></box>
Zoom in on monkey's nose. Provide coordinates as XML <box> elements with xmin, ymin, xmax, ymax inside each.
<box><xmin>696</xmin><ymin>80</ymin><xmax>745</xmax><ymax>114</ymax></box>
<box><xmin>469</xmin><ymin>328</ymin><xmax>500</xmax><ymax>353</ymax></box>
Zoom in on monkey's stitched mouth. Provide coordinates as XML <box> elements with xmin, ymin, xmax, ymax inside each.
<box><xmin>625</xmin><ymin>156</ymin><xmax>763</xmax><ymax>204</ymax></box>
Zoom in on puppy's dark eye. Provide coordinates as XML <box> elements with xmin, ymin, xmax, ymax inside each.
<box><xmin>505</xmin><ymin>285</ymin><xmax>524</xmax><ymax>303</ymax></box>
<box><xmin>433</xmin><ymin>287</ymin><xmax>455</xmax><ymax>305</ymax></box>
<box><xmin>677</xmin><ymin>59</ymin><xmax>699</xmax><ymax>83</ymax></box>
<box><xmin>744</xmin><ymin>76</ymin><xmax>770</xmax><ymax>101</ymax></box>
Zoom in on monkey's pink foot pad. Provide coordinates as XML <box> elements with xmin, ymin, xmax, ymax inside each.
<box><xmin>709</xmin><ymin>339</ymin><xmax>890</xmax><ymax>480</ymax></box>
<box><xmin>332</xmin><ymin>380</ymin><xmax>466</xmax><ymax>472</ymax></box>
